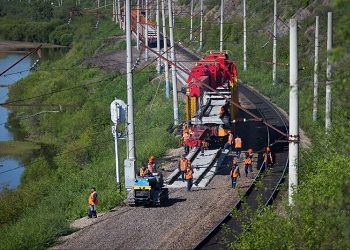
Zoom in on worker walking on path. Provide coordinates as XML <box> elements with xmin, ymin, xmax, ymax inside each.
<box><xmin>185</xmin><ymin>165</ymin><xmax>194</xmax><ymax>191</ymax></box>
<box><xmin>263</xmin><ymin>146</ymin><xmax>273</xmax><ymax>170</ymax></box>
<box><xmin>224</xmin><ymin>130</ymin><xmax>234</xmax><ymax>151</ymax></box>
<box><xmin>179</xmin><ymin>155</ymin><xmax>190</xmax><ymax>181</ymax></box>
<box><xmin>235</xmin><ymin>135</ymin><xmax>242</xmax><ymax>158</ymax></box>
<box><xmin>230</xmin><ymin>160</ymin><xmax>240</xmax><ymax>189</ymax></box>
<box><xmin>244</xmin><ymin>154</ymin><xmax>253</xmax><ymax>177</ymax></box>
<box><xmin>147</xmin><ymin>155</ymin><xmax>156</xmax><ymax>174</ymax></box>
<box><xmin>88</xmin><ymin>187</ymin><xmax>99</xmax><ymax>218</ymax></box>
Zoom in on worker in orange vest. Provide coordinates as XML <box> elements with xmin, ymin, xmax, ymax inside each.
<box><xmin>138</xmin><ymin>164</ymin><xmax>151</xmax><ymax>177</ymax></box>
<box><xmin>234</xmin><ymin>135</ymin><xmax>242</xmax><ymax>158</ymax></box>
<box><xmin>263</xmin><ymin>146</ymin><xmax>273</xmax><ymax>170</ymax></box>
<box><xmin>88</xmin><ymin>187</ymin><xmax>99</xmax><ymax>218</ymax></box>
<box><xmin>147</xmin><ymin>155</ymin><xmax>156</xmax><ymax>174</ymax></box>
<box><xmin>185</xmin><ymin>165</ymin><xmax>194</xmax><ymax>191</ymax></box>
<box><xmin>224</xmin><ymin>130</ymin><xmax>234</xmax><ymax>151</ymax></box>
<box><xmin>178</xmin><ymin>155</ymin><xmax>190</xmax><ymax>181</ymax></box>
<box><xmin>230</xmin><ymin>161</ymin><xmax>240</xmax><ymax>189</ymax></box>
<box><xmin>244</xmin><ymin>154</ymin><xmax>253</xmax><ymax>177</ymax></box>
<box><xmin>182</xmin><ymin>129</ymin><xmax>191</xmax><ymax>155</ymax></box>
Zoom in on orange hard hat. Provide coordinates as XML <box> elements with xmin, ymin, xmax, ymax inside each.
<box><xmin>149</xmin><ymin>155</ymin><xmax>155</xmax><ymax>160</ymax></box>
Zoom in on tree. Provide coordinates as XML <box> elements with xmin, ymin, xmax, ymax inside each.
<box><xmin>31</xmin><ymin>0</ymin><xmax>53</xmax><ymax>21</ymax></box>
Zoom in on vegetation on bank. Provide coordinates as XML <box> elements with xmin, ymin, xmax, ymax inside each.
<box><xmin>175</xmin><ymin>0</ymin><xmax>350</xmax><ymax>248</ymax></box>
<box><xmin>1</xmin><ymin>7</ymin><xmax>177</xmax><ymax>250</ymax></box>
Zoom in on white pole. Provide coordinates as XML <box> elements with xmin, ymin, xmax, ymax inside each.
<box><xmin>156</xmin><ymin>0</ymin><xmax>161</xmax><ymax>73</ymax></box>
<box><xmin>272</xmin><ymin>0</ymin><xmax>277</xmax><ymax>84</ymax></box>
<box><xmin>288</xmin><ymin>19</ymin><xmax>299</xmax><ymax>206</ymax></box>
<box><xmin>199</xmin><ymin>0</ymin><xmax>203</xmax><ymax>50</ymax></box>
<box><xmin>190</xmin><ymin>0</ymin><xmax>193</xmax><ymax>41</ymax></box>
<box><xmin>325</xmin><ymin>12</ymin><xmax>332</xmax><ymax>132</ymax></box>
<box><xmin>112</xmin><ymin>0</ymin><xmax>115</xmax><ymax>21</ymax></box>
<box><xmin>136</xmin><ymin>0</ymin><xmax>140</xmax><ymax>50</ymax></box>
<box><xmin>312</xmin><ymin>16</ymin><xmax>319</xmax><ymax>121</ymax></box>
<box><xmin>114</xmin><ymin>125</ymin><xmax>120</xmax><ymax>184</ymax></box>
<box><xmin>123</xmin><ymin>0</ymin><xmax>126</xmax><ymax>31</ymax></box>
<box><xmin>125</xmin><ymin>0</ymin><xmax>136</xmax><ymax>181</ymax></box>
<box><xmin>162</xmin><ymin>0</ymin><xmax>170</xmax><ymax>98</ymax></box>
<box><xmin>219</xmin><ymin>0</ymin><xmax>224</xmax><ymax>51</ymax></box>
<box><xmin>168</xmin><ymin>0</ymin><xmax>179</xmax><ymax>125</ymax></box>
<box><xmin>144</xmin><ymin>0</ymin><xmax>149</xmax><ymax>61</ymax></box>
<box><xmin>117</xmin><ymin>0</ymin><xmax>121</xmax><ymax>28</ymax></box>
<box><xmin>243</xmin><ymin>0</ymin><xmax>247</xmax><ymax>70</ymax></box>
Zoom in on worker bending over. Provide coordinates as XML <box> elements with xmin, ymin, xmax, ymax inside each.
<box><xmin>88</xmin><ymin>187</ymin><xmax>99</xmax><ymax>218</ymax></box>
<box><xmin>185</xmin><ymin>165</ymin><xmax>194</xmax><ymax>191</ymax></box>
<box><xmin>230</xmin><ymin>160</ymin><xmax>240</xmax><ymax>189</ymax></box>
<box><xmin>179</xmin><ymin>155</ymin><xmax>191</xmax><ymax>181</ymax></box>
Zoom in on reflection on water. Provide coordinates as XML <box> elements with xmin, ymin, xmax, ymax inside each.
<box><xmin>0</xmin><ymin>52</ymin><xmax>34</xmax><ymax>190</ymax></box>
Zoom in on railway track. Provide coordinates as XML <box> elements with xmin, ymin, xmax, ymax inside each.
<box><xmin>173</xmin><ymin>44</ymin><xmax>289</xmax><ymax>249</ymax></box>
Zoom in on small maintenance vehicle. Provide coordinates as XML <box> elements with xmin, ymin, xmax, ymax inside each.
<box><xmin>127</xmin><ymin>173</ymin><xmax>169</xmax><ymax>206</ymax></box>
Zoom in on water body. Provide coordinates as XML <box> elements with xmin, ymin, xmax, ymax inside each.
<box><xmin>0</xmin><ymin>52</ymin><xmax>34</xmax><ymax>190</ymax></box>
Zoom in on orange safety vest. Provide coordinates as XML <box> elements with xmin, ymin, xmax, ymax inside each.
<box><xmin>230</xmin><ymin>168</ymin><xmax>239</xmax><ymax>178</ymax></box>
<box><xmin>180</xmin><ymin>159</ymin><xmax>189</xmax><ymax>172</ymax></box>
<box><xmin>139</xmin><ymin>167</ymin><xmax>148</xmax><ymax>177</ymax></box>
<box><xmin>88</xmin><ymin>191</ymin><xmax>98</xmax><ymax>205</ymax></box>
<box><xmin>228</xmin><ymin>134</ymin><xmax>234</xmax><ymax>144</ymax></box>
<box><xmin>235</xmin><ymin>137</ymin><xmax>242</xmax><ymax>148</ymax></box>
<box><xmin>183</xmin><ymin>132</ymin><xmax>190</xmax><ymax>141</ymax></box>
<box><xmin>185</xmin><ymin>168</ymin><xmax>193</xmax><ymax>180</ymax></box>
<box><xmin>244</xmin><ymin>158</ymin><xmax>252</xmax><ymax>165</ymax></box>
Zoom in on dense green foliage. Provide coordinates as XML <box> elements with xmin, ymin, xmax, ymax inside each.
<box><xmin>174</xmin><ymin>0</ymin><xmax>350</xmax><ymax>248</ymax></box>
<box><xmin>0</xmin><ymin>0</ymin><xmax>98</xmax><ymax>45</ymax></box>
<box><xmin>0</xmin><ymin>14</ymin><xmax>177</xmax><ymax>250</ymax></box>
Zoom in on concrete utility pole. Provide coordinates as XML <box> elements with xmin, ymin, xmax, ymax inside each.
<box><xmin>144</xmin><ymin>0</ymin><xmax>149</xmax><ymax>61</ymax></box>
<box><xmin>325</xmin><ymin>12</ymin><xmax>332</xmax><ymax>132</ymax></box>
<box><xmin>168</xmin><ymin>0</ymin><xmax>179</xmax><ymax>125</ymax></box>
<box><xmin>243</xmin><ymin>0</ymin><xmax>247</xmax><ymax>70</ymax></box>
<box><xmin>288</xmin><ymin>19</ymin><xmax>299</xmax><ymax>205</ymax></box>
<box><xmin>117</xmin><ymin>0</ymin><xmax>121</xmax><ymax>28</ymax></box>
<box><xmin>112</xmin><ymin>0</ymin><xmax>115</xmax><ymax>21</ymax></box>
<box><xmin>312</xmin><ymin>16</ymin><xmax>319</xmax><ymax>121</ymax></box>
<box><xmin>272</xmin><ymin>0</ymin><xmax>277</xmax><ymax>84</ymax></box>
<box><xmin>162</xmin><ymin>0</ymin><xmax>170</xmax><ymax>98</ymax></box>
<box><xmin>125</xmin><ymin>0</ymin><xmax>136</xmax><ymax>189</ymax></box>
<box><xmin>219</xmin><ymin>0</ymin><xmax>224</xmax><ymax>52</ymax></box>
<box><xmin>136</xmin><ymin>0</ymin><xmax>140</xmax><ymax>50</ymax></box>
<box><xmin>123</xmin><ymin>0</ymin><xmax>126</xmax><ymax>31</ymax></box>
<box><xmin>156</xmin><ymin>0</ymin><xmax>161</xmax><ymax>73</ymax></box>
<box><xmin>199</xmin><ymin>0</ymin><xmax>203</xmax><ymax>50</ymax></box>
<box><xmin>190</xmin><ymin>0</ymin><xmax>194</xmax><ymax>41</ymax></box>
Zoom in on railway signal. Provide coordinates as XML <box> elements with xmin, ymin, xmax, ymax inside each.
<box><xmin>289</xmin><ymin>19</ymin><xmax>299</xmax><ymax>205</ymax></box>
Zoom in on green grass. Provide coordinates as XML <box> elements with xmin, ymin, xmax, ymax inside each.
<box><xmin>0</xmin><ymin>14</ymin><xmax>178</xmax><ymax>249</ymax></box>
<box><xmin>0</xmin><ymin>141</ymin><xmax>40</xmax><ymax>157</ymax></box>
